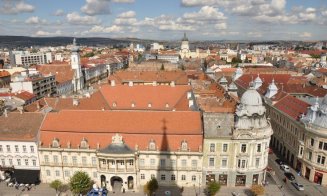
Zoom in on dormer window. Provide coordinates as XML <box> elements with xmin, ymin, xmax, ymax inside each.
<box><xmin>80</xmin><ymin>138</ymin><xmax>89</xmax><ymax>149</ymax></box>
<box><xmin>181</xmin><ymin>140</ymin><xmax>188</xmax><ymax>151</ymax></box>
<box><xmin>148</xmin><ymin>103</ymin><xmax>152</xmax><ymax>108</ymax></box>
<box><xmin>165</xmin><ymin>103</ymin><xmax>169</xmax><ymax>108</ymax></box>
<box><xmin>131</xmin><ymin>102</ymin><xmax>135</xmax><ymax>108</ymax></box>
<box><xmin>149</xmin><ymin>139</ymin><xmax>156</xmax><ymax>150</ymax></box>
<box><xmin>112</xmin><ymin>102</ymin><xmax>117</xmax><ymax>107</ymax></box>
<box><xmin>52</xmin><ymin>138</ymin><xmax>60</xmax><ymax>148</ymax></box>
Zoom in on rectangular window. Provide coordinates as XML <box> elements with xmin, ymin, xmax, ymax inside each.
<box><xmin>72</xmin><ymin>156</ymin><xmax>77</xmax><ymax>165</ymax></box>
<box><xmin>46</xmin><ymin>170</ymin><xmax>51</xmax><ymax>176</ymax></box>
<box><xmin>17</xmin><ymin>159</ymin><xmax>21</xmax><ymax>166</ymax></box>
<box><xmin>44</xmin><ymin>155</ymin><xmax>49</xmax><ymax>163</ymax></box>
<box><xmin>317</xmin><ymin>155</ymin><xmax>321</xmax><ymax>163</ymax></box>
<box><xmin>191</xmin><ymin>160</ymin><xmax>197</xmax><ymax>169</ymax></box>
<box><xmin>192</xmin><ymin>175</ymin><xmax>196</xmax><ymax>181</ymax></box>
<box><xmin>64</xmin><ymin>170</ymin><xmax>70</xmax><ymax>177</ymax></box>
<box><xmin>53</xmin><ymin>155</ymin><xmax>58</xmax><ymax>163</ymax></box>
<box><xmin>223</xmin><ymin>144</ymin><xmax>228</xmax><ymax>152</ymax></box>
<box><xmin>160</xmin><ymin>159</ymin><xmax>166</xmax><ymax>167</ymax></box>
<box><xmin>300</xmin><ymin>147</ymin><xmax>304</xmax><ymax>156</ymax></box>
<box><xmin>256</xmin><ymin>158</ymin><xmax>260</xmax><ymax>167</ymax></box>
<box><xmin>32</xmin><ymin>159</ymin><xmax>36</xmax><ymax>166</ymax></box>
<box><xmin>23</xmin><ymin>145</ymin><xmax>27</xmax><ymax>153</ymax></box>
<box><xmin>257</xmin><ymin>144</ymin><xmax>261</xmax><ymax>152</ymax></box>
<box><xmin>210</xmin><ymin>143</ymin><xmax>215</xmax><ymax>152</ymax></box>
<box><xmin>92</xmin><ymin>157</ymin><xmax>97</xmax><ymax>166</ymax></box>
<box><xmin>171</xmin><ymin>174</ymin><xmax>175</xmax><ymax>181</ymax></box>
<box><xmin>139</xmin><ymin>159</ymin><xmax>145</xmax><ymax>166</ymax></box>
<box><xmin>171</xmin><ymin>160</ymin><xmax>176</xmax><ymax>167</ymax></box>
<box><xmin>1</xmin><ymin>159</ymin><xmax>5</xmax><ymax>166</ymax></box>
<box><xmin>9</xmin><ymin>159</ymin><xmax>13</xmax><ymax>165</ymax></box>
<box><xmin>25</xmin><ymin>159</ymin><xmax>29</xmax><ymax>166</ymax></box>
<box><xmin>30</xmin><ymin>146</ymin><xmax>35</xmax><ymax>153</ymax></box>
<box><xmin>15</xmin><ymin>145</ymin><xmax>19</xmax><ymax>152</ymax></box>
<box><xmin>55</xmin><ymin>170</ymin><xmax>60</xmax><ymax>177</ymax></box>
<box><xmin>319</xmin><ymin>142</ymin><xmax>323</xmax><ymax>149</ymax></box>
<box><xmin>82</xmin><ymin>157</ymin><xmax>87</xmax><ymax>166</ymax></box>
<box><xmin>93</xmin><ymin>172</ymin><xmax>97</xmax><ymax>178</ymax></box>
<box><xmin>151</xmin><ymin>174</ymin><xmax>155</xmax><ymax>179</ymax></box>
<box><xmin>209</xmin><ymin>158</ymin><xmax>215</xmax><ymax>167</ymax></box>
<box><xmin>181</xmin><ymin>175</ymin><xmax>186</xmax><ymax>181</ymax></box>
<box><xmin>63</xmin><ymin>156</ymin><xmax>67</xmax><ymax>163</ymax></box>
<box><xmin>324</xmin><ymin>143</ymin><xmax>327</xmax><ymax>151</ymax></box>
<box><xmin>322</xmin><ymin>156</ymin><xmax>326</xmax><ymax>165</ymax></box>
<box><xmin>181</xmin><ymin>159</ymin><xmax>187</xmax><ymax>167</ymax></box>
<box><xmin>311</xmin><ymin>138</ymin><xmax>315</xmax><ymax>146</ymax></box>
<box><xmin>308</xmin><ymin>152</ymin><xmax>312</xmax><ymax>161</ymax></box>
<box><xmin>221</xmin><ymin>159</ymin><xmax>227</xmax><ymax>168</ymax></box>
<box><xmin>6</xmin><ymin>145</ymin><xmax>10</xmax><ymax>152</ymax></box>
<box><xmin>241</xmin><ymin>144</ymin><xmax>246</xmax><ymax>153</ymax></box>
<box><xmin>141</xmin><ymin>174</ymin><xmax>145</xmax><ymax>179</ymax></box>
<box><xmin>161</xmin><ymin>174</ymin><xmax>166</xmax><ymax>181</ymax></box>
<box><xmin>150</xmin><ymin>159</ymin><xmax>155</xmax><ymax>166</ymax></box>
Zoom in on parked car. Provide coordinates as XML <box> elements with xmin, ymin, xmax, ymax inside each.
<box><xmin>284</xmin><ymin>172</ymin><xmax>295</xmax><ymax>181</ymax></box>
<box><xmin>280</xmin><ymin>165</ymin><xmax>291</xmax><ymax>172</ymax></box>
<box><xmin>291</xmin><ymin>182</ymin><xmax>304</xmax><ymax>191</ymax></box>
<box><xmin>275</xmin><ymin>159</ymin><xmax>284</xmax><ymax>165</ymax></box>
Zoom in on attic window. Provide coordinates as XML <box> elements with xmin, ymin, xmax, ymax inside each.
<box><xmin>52</xmin><ymin>138</ymin><xmax>60</xmax><ymax>148</ymax></box>
<box><xmin>80</xmin><ymin>138</ymin><xmax>88</xmax><ymax>149</ymax></box>
<box><xmin>112</xmin><ymin>102</ymin><xmax>117</xmax><ymax>107</ymax></box>
<box><xmin>165</xmin><ymin>103</ymin><xmax>169</xmax><ymax>108</ymax></box>
<box><xmin>149</xmin><ymin>139</ymin><xmax>156</xmax><ymax>150</ymax></box>
<box><xmin>131</xmin><ymin>102</ymin><xmax>136</xmax><ymax>108</ymax></box>
<box><xmin>148</xmin><ymin>103</ymin><xmax>152</xmax><ymax>108</ymax></box>
<box><xmin>181</xmin><ymin>140</ymin><xmax>188</xmax><ymax>151</ymax></box>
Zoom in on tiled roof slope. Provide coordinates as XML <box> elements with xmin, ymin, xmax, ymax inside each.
<box><xmin>37</xmin><ymin>64</ymin><xmax>74</xmax><ymax>84</ymax></box>
<box><xmin>40</xmin><ymin>110</ymin><xmax>202</xmax><ymax>151</ymax></box>
<box><xmin>274</xmin><ymin>95</ymin><xmax>310</xmax><ymax>120</ymax></box>
<box><xmin>0</xmin><ymin>112</ymin><xmax>45</xmax><ymax>141</ymax></box>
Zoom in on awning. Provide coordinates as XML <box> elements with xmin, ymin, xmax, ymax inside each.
<box><xmin>12</xmin><ymin>169</ymin><xmax>40</xmax><ymax>184</ymax></box>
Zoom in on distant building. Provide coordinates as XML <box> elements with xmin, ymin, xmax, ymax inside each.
<box><xmin>11</xmin><ymin>51</ymin><xmax>52</xmax><ymax>66</ymax></box>
<box><xmin>70</xmin><ymin>38</ymin><xmax>85</xmax><ymax>92</ymax></box>
<box><xmin>179</xmin><ymin>33</ymin><xmax>210</xmax><ymax>59</ymax></box>
<box><xmin>150</xmin><ymin>42</ymin><xmax>164</xmax><ymax>51</ymax></box>
<box><xmin>0</xmin><ymin>70</ymin><xmax>11</xmax><ymax>87</ymax></box>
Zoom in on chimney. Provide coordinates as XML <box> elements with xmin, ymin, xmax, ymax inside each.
<box><xmin>170</xmin><ymin>81</ymin><xmax>175</xmax><ymax>87</ymax></box>
<box><xmin>128</xmin><ymin>81</ymin><xmax>133</xmax><ymax>87</ymax></box>
<box><xmin>111</xmin><ymin>80</ymin><xmax>116</xmax><ymax>87</ymax></box>
<box><xmin>188</xmin><ymin>100</ymin><xmax>194</xmax><ymax>108</ymax></box>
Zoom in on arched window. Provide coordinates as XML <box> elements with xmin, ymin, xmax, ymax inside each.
<box><xmin>52</xmin><ymin>138</ymin><xmax>60</xmax><ymax>148</ymax></box>
<box><xmin>181</xmin><ymin>140</ymin><xmax>188</xmax><ymax>151</ymax></box>
<box><xmin>149</xmin><ymin>139</ymin><xmax>156</xmax><ymax>150</ymax></box>
<box><xmin>80</xmin><ymin>138</ymin><xmax>88</xmax><ymax>149</ymax></box>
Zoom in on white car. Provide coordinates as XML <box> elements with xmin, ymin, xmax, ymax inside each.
<box><xmin>292</xmin><ymin>182</ymin><xmax>304</xmax><ymax>191</ymax></box>
<box><xmin>280</xmin><ymin>165</ymin><xmax>291</xmax><ymax>172</ymax></box>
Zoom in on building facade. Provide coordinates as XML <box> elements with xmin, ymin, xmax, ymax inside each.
<box><xmin>12</xmin><ymin>51</ymin><xmax>52</xmax><ymax>66</ymax></box>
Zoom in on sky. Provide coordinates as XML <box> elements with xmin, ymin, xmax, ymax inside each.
<box><xmin>0</xmin><ymin>0</ymin><xmax>326</xmax><ymax>40</ymax></box>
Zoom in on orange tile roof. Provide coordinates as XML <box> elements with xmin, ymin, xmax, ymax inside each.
<box><xmin>40</xmin><ymin>110</ymin><xmax>202</xmax><ymax>151</ymax></box>
<box><xmin>99</xmin><ymin>85</ymin><xmax>192</xmax><ymax>111</ymax></box>
<box><xmin>0</xmin><ymin>70</ymin><xmax>10</xmax><ymax>77</ymax></box>
<box><xmin>109</xmin><ymin>70</ymin><xmax>189</xmax><ymax>85</ymax></box>
<box><xmin>37</xmin><ymin>64</ymin><xmax>74</xmax><ymax>84</ymax></box>
<box><xmin>14</xmin><ymin>91</ymin><xmax>36</xmax><ymax>101</ymax></box>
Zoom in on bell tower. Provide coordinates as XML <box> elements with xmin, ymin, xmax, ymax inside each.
<box><xmin>70</xmin><ymin>38</ymin><xmax>84</xmax><ymax>91</ymax></box>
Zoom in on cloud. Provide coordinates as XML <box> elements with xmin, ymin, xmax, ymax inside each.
<box><xmin>112</xmin><ymin>0</ymin><xmax>134</xmax><ymax>3</ymax></box>
<box><xmin>67</xmin><ymin>12</ymin><xmax>100</xmax><ymax>25</ymax></box>
<box><xmin>299</xmin><ymin>32</ymin><xmax>312</xmax><ymax>38</ymax></box>
<box><xmin>247</xmin><ymin>31</ymin><xmax>263</xmax><ymax>38</ymax></box>
<box><xmin>180</xmin><ymin>0</ymin><xmax>216</xmax><ymax>7</ymax></box>
<box><xmin>35</xmin><ymin>30</ymin><xmax>62</xmax><ymax>36</ymax></box>
<box><xmin>118</xmin><ymin>10</ymin><xmax>136</xmax><ymax>18</ymax></box>
<box><xmin>25</xmin><ymin>16</ymin><xmax>47</xmax><ymax>25</ymax></box>
<box><xmin>0</xmin><ymin>0</ymin><xmax>35</xmax><ymax>14</ymax></box>
<box><xmin>89</xmin><ymin>25</ymin><xmax>122</xmax><ymax>33</ymax></box>
<box><xmin>53</xmin><ymin>9</ymin><xmax>65</xmax><ymax>16</ymax></box>
<box><xmin>81</xmin><ymin>0</ymin><xmax>111</xmax><ymax>15</ymax></box>
<box><xmin>215</xmin><ymin>22</ymin><xmax>227</xmax><ymax>30</ymax></box>
<box><xmin>183</xmin><ymin>6</ymin><xmax>226</xmax><ymax>21</ymax></box>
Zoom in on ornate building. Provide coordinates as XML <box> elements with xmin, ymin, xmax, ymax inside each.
<box><xmin>179</xmin><ymin>33</ymin><xmax>210</xmax><ymax>59</ymax></box>
<box><xmin>71</xmin><ymin>38</ymin><xmax>84</xmax><ymax>92</ymax></box>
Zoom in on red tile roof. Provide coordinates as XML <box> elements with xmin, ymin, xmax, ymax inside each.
<box><xmin>40</xmin><ymin>110</ymin><xmax>202</xmax><ymax>151</ymax></box>
<box><xmin>0</xmin><ymin>70</ymin><xmax>10</xmax><ymax>77</ymax></box>
<box><xmin>14</xmin><ymin>91</ymin><xmax>36</xmax><ymax>101</ymax></box>
<box><xmin>36</xmin><ymin>64</ymin><xmax>74</xmax><ymax>84</ymax></box>
<box><xmin>274</xmin><ymin>95</ymin><xmax>310</xmax><ymax>120</ymax></box>
<box><xmin>99</xmin><ymin>85</ymin><xmax>192</xmax><ymax>111</ymax></box>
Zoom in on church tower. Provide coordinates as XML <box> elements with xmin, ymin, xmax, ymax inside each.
<box><xmin>180</xmin><ymin>33</ymin><xmax>190</xmax><ymax>59</ymax></box>
<box><xmin>71</xmin><ymin>38</ymin><xmax>84</xmax><ymax>92</ymax></box>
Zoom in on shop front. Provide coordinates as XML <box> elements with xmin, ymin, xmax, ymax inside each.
<box><xmin>235</xmin><ymin>175</ymin><xmax>246</xmax><ymax>186</ymax></box>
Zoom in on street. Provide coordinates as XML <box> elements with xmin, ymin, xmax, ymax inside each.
<box><xmin>268</xmin><ymin>152</ymin><xmax>327</xmax><ymax>196</ymax></box>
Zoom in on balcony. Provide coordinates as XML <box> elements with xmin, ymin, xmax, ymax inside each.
<box><xmin>98</xmin><ymin>167</ymin><xmax>135</xmax><ymax>173</ymax></box>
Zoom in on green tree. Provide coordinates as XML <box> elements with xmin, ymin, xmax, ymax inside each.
<box><xmin>251</xmin><ymin>185</ymin><xmax>265</xmax><ymax>196</ymax></box>
<box><xmin>144</xmin><ymin>178</ymin><xmax>159</xmax><ymax>195</ymax></box>
<box><xmin>207</xmin><ymin>181</ymin><xmax>221</xmax><ymax>196</ymax></box>
<box><xmin>50</xmin><ymin>180</ymin><xmax>63</xmax><ymax>196</ymax></box>
<box><xmin>160</xmin><ymin>63</ymin><xmax>165</xmax><ymax>71</ymax></box>
<box><xmin>69</xmin><ymin>171</ymin><xmax>92</xmax><ymax>196</ymax></box>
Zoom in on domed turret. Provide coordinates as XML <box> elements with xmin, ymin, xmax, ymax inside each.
<box><xmin>302</xmin><ymin>95</ymin><xmax>327</xmax><ymax>129</ymax></box>
<box><xmin>265</xmin><ymin>79</ymin><xmax>278</xmax><ymax>98</ymax></box>
<box><xmin>240</xmin><ymin>87</ymin><xmax>263</xmax><ymax>106</ymax></box>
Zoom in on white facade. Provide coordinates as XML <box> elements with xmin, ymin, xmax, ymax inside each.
<box><xmin>151</xmin><ymin>43</ymin><xmax>164</xmax><ymax>51</ymax></box>
<box><xmin>13</xmin><ymin>51</ymin><xmax>52</xmax><ymax>66</ymax></box>
<box><xmin>0</xmin><ymin>141</ymin><xmax>40</xmax><ymax>171</ymax></box>
<box><xmin>70</xmin><ymin>38</ymin><xmax>84</xmax><ymax>92</ymax></box>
